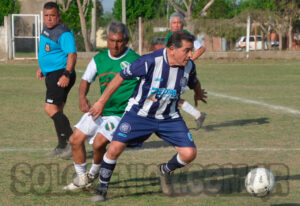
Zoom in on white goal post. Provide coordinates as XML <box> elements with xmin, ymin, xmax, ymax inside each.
<box><xmin>11</xmin><ymin>14</ymin><xmax>41</xmax><ymax>59</ymax></box>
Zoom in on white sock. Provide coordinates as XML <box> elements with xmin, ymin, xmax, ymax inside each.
<box><xmin>74</xmin><ymin>162</ymin><xmax>87</xmax><ymax>176</ymax></box>
<box><xmin>181</xmin><ymin>101</ymin><xmax>201</xmax><ymax>119</ymax></box>
<box><xmin>89</xmin><ymin>161</ymin><xmax>101</xmax><ymax>176</ymax></box>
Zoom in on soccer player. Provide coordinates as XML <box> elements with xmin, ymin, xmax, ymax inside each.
<box><xmin>166</xmin><ymin>12</ymin><xmax>207</xmax><ymax>130</ymax></box>
<box><xmin>36</xmin><ymin>2</ymin><xmax>76</xmax><ymax>158</ymax></box>
<box><xmin>89</xmin><ymin>31</ymin><xmax>207</xmax><ymax>202</ymax></box>
<box><xmin>62</xmin><ymin>21</ymin><xmax>140</xmax><ymax>191</ymax></box>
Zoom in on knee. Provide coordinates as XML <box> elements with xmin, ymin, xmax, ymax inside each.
<box><xmin>44</xmin><ymin>106</ymin><xmax>52</xmax><ymax>117</ymax></box>
<box><xmin>93</xmin><ymin>136</ymin><xmax>109</xmax><ymax>150</ymax></box>
<box><xmin>181</xmin><ymin>148</ymin><xmax>197</xmax><ymax>163</ymax></box>
<box><xmin>44</xmin><ymin>104</ymin><xmax>58</xmax><ymax>117</ymax></box>
<box><xmin>106</xmin><ymin>142</ymin><xmax>126</xmax><ymax>160</ymax></box>
<box><xmin>69</xmin><ymin>131</ymin><xmax>85</xmax><ymax>147</ymax></box>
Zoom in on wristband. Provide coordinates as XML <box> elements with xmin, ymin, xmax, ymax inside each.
<box><xmin>63</xmin><ymin>69</ymin><xmax>72</xmax><ymax>77</ymax></box>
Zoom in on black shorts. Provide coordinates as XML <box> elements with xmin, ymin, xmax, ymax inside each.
<box><xmin>45</xmin><ymin>69</ymin><xmax>76</xmax><ymax>105</ymax></box>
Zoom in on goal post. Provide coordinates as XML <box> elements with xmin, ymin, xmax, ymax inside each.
<box><xmin>11</xmin><ymin>14</ymin><xmax>40</xmax><ymax>59</ymax></box>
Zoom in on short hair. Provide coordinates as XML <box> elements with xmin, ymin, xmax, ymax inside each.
<box><xmin>44</xmin><ymin>2</ymin><xmax>59</xmax><ymax>12</ymax></box>
<box><xmin>169</xmin><ymin>12</ymin><xmax>184</xmax><ymax>24</ymax></box>
<box><xmin>106</xmin><ymin>21</ymin><xmax>129</xmax><ymax>40</ymax></box>
<box><xmin>166</xmin><ymin>31</ymin><xmax>195</xmax><ymax>48</ymax></box>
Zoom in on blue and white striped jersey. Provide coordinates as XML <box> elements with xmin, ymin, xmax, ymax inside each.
<box><xmin>120</xmin><ymin>48</ymin><xmax>198</xmax><ymax>120</ymax></box>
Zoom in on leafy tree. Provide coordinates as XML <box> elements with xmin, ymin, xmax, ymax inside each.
<box><xmin>58</xmin><ymin>0</ymin><xmax>96</xmax><ymax>51</ymax></box>
<box><xmin>113</xmin><ymin>0</ymin><xmax>164</xmax><ymax>24</ymax></box>
<box><xmin>0</xmin><ymin>0</ymin><xmax>20</xmax><ymax>26</ymax></box>
<box><xmin>194</xmin><ymin>0</ymin><xmax>236</xmax><ymax>19</ymax></box>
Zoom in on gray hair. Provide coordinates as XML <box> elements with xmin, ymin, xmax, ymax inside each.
<box><xmin>106</xmin><ymin>21</ymin><xmax>129</xmax><ymax>40</ymax></box>
<box><xmin>169</xmin><ymin>12</ymin><xmax>184</xmax><ymax>24</ymax></box>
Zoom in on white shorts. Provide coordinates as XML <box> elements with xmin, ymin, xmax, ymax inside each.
<box><xmin>74</xmin><ymin>113</ymin><xmax>121</xmax><ymax>144</ymax></box>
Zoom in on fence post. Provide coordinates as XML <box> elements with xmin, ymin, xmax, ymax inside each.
<box><xmin>7</xmin><ymin>14</ymin><xmax>12</xmax><ymax>60</ymax></box>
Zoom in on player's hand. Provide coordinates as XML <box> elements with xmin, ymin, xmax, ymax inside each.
<box><xmin>36</xmin><ymin>68</ymin><xmax>45</xmax><ymax>80</ymax></box>
<box><xmin>89</xmin><ymin>101</ymin><xmax>104</xmax><ymax>120</ymax></box>
<box><xmin>194</xmin><ymin>89</ymin><xmax>207</xmax><ymax>106</ymax></box>
<box><xmin>79</xmin><ymin>97</ymin><xmax>91</xmax><ymax>113</ymax></box>
<box><xmin>57</xmin><ymin>75</ymin><xmax>70</xmax><ymax>88</ymax></box>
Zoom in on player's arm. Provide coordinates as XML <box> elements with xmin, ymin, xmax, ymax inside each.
<box><xmin>58</xmin><ymin>52</ymin><xmax>77</xmax><ymax>88</ymax></box>
<box><xmin>79</xmin><ymin>58</ymin><xmax>97</xmax><ymax>112</ymax></box>
<box><xmin>191</xmin><ymin>46</ymin><xmax>205</xmax><ymax>61</ymax></box>
<box><xmin>58</xmin><ymin>31</ymin><xmax>77</xmax><ymax>88</ymax></box>
<box><xmin>79</xmin><ymin>80</ymin><xmax>91</xmax><ymax>113</ymax></box>
<box><xmin>193</xmin><ymin>81</ymin><xmax>207</xmax><ymax>106</ymax></box>
<box><xmin>36</xmin><ymin>66</ymin><xmax>45</xmax><ymax>80</ymax></box>
<box><xmin>89</xmin><ymin>73</ymin><xmax>124</xmax><ymax>120</ymax></box>
<box><xmin>187</xmin><ymin>63</ymin><xmax>207</xmax><ymax>106</ymax></box>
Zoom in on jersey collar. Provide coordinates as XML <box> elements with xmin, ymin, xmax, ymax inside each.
<box><xmin>108</xmin><ymin>48</ymin><xmax>130</xmax><ymax>60</ymax></box>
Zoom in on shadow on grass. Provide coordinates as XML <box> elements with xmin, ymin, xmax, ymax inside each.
<box><xmin>106</xmin><ymin>164</ymin><xmax>291</xmax><ymax>199</ymax></box>
<box><xmin>200</xmin><ymin>117</ymin><xmax>270</xmax><ymax>132</ymax></box>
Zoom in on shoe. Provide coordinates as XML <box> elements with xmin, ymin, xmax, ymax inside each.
<box><xmin>63</xmin><ymin>182</ymin><xmax>84</xmax><ymax>191</ymax></box>
<box><xmin>157</xmin><ymin>164</ymin><xmax>173</xmax><ymax>196</ymax></box>
<box><xmin>73</xmin><ymin>172</ymin><xmax>98</xmax><ymax>187</ymax></box>
<box><xmin>64</xmin><ymin>173</ymin><xmax>98</xmax><ymax>191</ymax></box>
<box><xmin>60</xmin><ymin>143</ymin><xmax>72</xmax><ymax>160</ymax></box>
<box><xmin>91</xmin><ymin>184</ymin><xmax>108</xmax><ymax>202</ymax></box>
<box><xmin>195</xmin><ymin>112</ymin><xmax>206</xmax><ymax>130</ymax></box>
<box><xmin>46</xmin><ymin>146</ymin><xmax>65</xmax><ymax>158</ymax></box>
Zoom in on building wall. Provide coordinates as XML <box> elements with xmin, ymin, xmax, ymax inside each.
<box><xmin>19</xmin><ymin>0</ymin><xmax>50</xmax><ymax>14</ymax></box>
<box><xmin>0</xmin><ymin>16</ymin><xmax>8</xmax><ymax>60</ymax></box>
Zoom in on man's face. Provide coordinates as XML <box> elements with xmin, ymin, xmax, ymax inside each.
<box><xmin>170</xmin><ymin>17</ymin><xmax>183</xmax><ymax>32</ymax></box>
<box><xmin>171</xmin><ymin>40</ymin><xmax>193</xmax><ymax>66</ymax></box>
<box><xmin>43</xmin><ymin>8</ymin><xmax>60</xmax><ymax>29</ymax></box>
<box><xmin>107</xmin><ymin>31</ymin><xmax>128</xmax><ymax>57</ymax></box>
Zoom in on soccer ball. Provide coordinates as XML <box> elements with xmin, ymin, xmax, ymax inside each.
<box><xmin>245</xmin><ymin>168</ymin><xmax>275</xmax><ymax>197</ymax></box>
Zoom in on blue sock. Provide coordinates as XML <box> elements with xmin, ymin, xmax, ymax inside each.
<box><xmin>162</xmin><ymin>153</ymin><xmax>186</xmax><ymax>174</ymax></box>
<box><xmin>99</xmin><ymin>153</ymin><xmax>117</xmax><ymax>187</ymax></box>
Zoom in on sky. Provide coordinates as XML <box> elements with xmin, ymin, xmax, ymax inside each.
<box><xmin>101</xmin><ymin>0</ymin><xmax>116</xmax><ymax>13</ymax></box>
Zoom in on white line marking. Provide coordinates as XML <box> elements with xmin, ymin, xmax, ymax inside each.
<box><xmin>2</xmin><ymin>147</ymin><xmax>300</xmax><ymax>152</ymax></box>
<box><xmin>209</xmin><ymin>91</ymin><xmax>300</xmax><ymax>115</ymax></box>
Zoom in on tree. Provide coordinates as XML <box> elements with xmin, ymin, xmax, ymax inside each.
<box><xmin>76</xmin><ymin>0</ymin><xmax>92</xmax><ymax>51</ymax></box>
<box><xmin>193</xmin><ymin>0</ymin><xmax>237</xmax><ymax>19</ymax></box>
<box><xmin>58</xmin><ymin>0</ymin><xmax>99</xmax><ymax>51</ymax></box>
<box><xmin>113</xmin><ymin>0</ymin><xmax>163</xmax><ymax>25</ymax></box>
<box><xmin>168</xmin><ymin>0</ymin><xmax>215</xmax><ymax>33</ymax></box>
<box><xmin>272</xmin><ymin>0</ymin><xmax>300</xmax><ymax>50</ymax></box>
<box><xmin>0</xmin><ymin>0</ymin><xmax>20</xmax><ymax>26</ymax></box>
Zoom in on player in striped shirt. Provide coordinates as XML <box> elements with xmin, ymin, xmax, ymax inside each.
<box><xmin>89</xmin><ymin>31</ymin><xmax>207</xmax><ymax>202</ymax></box>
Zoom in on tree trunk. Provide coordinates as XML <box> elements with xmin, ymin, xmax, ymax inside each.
<box><xmin>90</xmin><ymin>0</ymin><xmax>97</xmax><ymax>50</ymax></box>
<box><xmin>77</xmin><ymin>0</ymin><xmax>91</xmax><ymax>52</ymax></box>
<box><xmin>278</xmin><ymin>32</ymin><xmax>283</xmax><ymax>51</ymax></box>
<box><xmin>288</xmin><ymin>19</ymin><xmax>293</xmax><ymax>51</ymax></box>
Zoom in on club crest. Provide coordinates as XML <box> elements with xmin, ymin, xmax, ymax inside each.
<box><xmin>45</xmin><ymin>44</ymin><xmax>50</xmax><ymax>52</ymax></box>
<box><xmin>119</xmin><ymin>122</ymin><xmax>131</xmax><ymax>133</ymax></box>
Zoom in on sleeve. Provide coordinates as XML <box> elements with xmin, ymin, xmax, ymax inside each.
<box><xmin>187</xmin><ymin>61</ymin><xmax>199</xmax><ymax>89</ymax></box>
<box><xmin>193</xmin><ymin>39</ymin><xmax>203</xmax><ymax>51</ymax></box>
<box><xmin>59</xmin><ymin>31</ymin><xmax>77</xmax><ymax>54</ymax></box>
<box><xmin>120</xmin><ymin>56</ymin><xmax>148</xmax><ymax>80</ymax></box>
<box><xmin>81</xmin><ymin>58</ymin><xmax>97</xmax><ymax>83</ymax></box>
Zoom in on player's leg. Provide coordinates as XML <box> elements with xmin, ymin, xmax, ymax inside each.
<box><xmin>157</xmin><ymin>118</ymin><xmax>197</xmax><ymax>195</ymax></box>
<box><xmin>91</xmin><ymin>112</ymin><xmax>153</xmax><ymax>202</ymax></box>
<box><xmin>179</xmin><ymin>98</ymin><xmax>206</xmax><ymax>130</ymax></box>
<box><xmin>63</xmin><ymin>113</ymin><xmax>103</xmax><ymax>191</ymax></box>
<box><xmin>91</xmin><ymin>140</ymin><xmax>127</xmax><ymax>202</ymax></box>
<box><xmin>44</xmin><ymin>70</ymin><xmax>75</xmax><ymax>157</ymax></box>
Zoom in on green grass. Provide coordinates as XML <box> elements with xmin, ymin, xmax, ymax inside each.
<box><xmin>0</xmin><ymin>59</ymin><xmax>300</xmax><ymax>205</ymax></box>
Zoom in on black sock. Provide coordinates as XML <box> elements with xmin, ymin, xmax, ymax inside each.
<box><xmin>162</xmin><ymin>153</ymin><xmax>186</xmax><ymax>174</ymax></box>
<box><xmin>51</xmin><ymin>111</ymin><xmax>73</xmax><ymax>148</ymax></box>
<box><xmin>99</xmin><ymin>154</ymin><xmax>117</xmax><ymax>187</ymax></box>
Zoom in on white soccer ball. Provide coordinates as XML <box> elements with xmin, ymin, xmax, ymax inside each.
<box><xmin>245</xmin><ymin>168</ymin><xmax>275</xmax><ymax>197</ymax></box>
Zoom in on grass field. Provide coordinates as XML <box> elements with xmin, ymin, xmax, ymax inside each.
<box><xmin>0</xmin><ymin>58</ymin><xmax>299</xmax><ymax>205</ymax></box>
